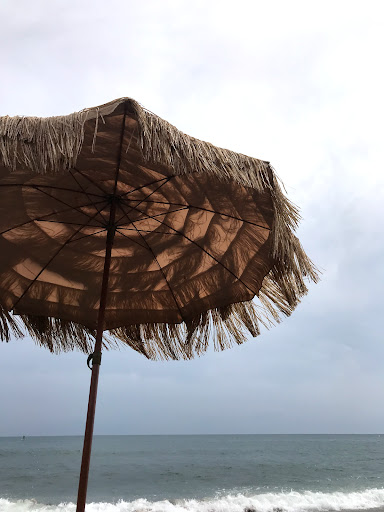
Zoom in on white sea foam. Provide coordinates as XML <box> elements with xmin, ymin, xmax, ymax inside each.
<box><xmin>2</xmin><ymin>489</ymin><xmax>384</xmax><ymax>512</ymax></box>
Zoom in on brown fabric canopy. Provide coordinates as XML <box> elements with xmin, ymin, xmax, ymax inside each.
<box><xmin>0</xmin><ymin>97</ymin><xmax>318</xmax><ymax>360</ymax></box>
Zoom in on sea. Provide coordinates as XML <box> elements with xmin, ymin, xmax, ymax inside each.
<box><xmin>1</xmin><ymin>435</ymin><xmax>384</xmax><ymax>512</ymax></box>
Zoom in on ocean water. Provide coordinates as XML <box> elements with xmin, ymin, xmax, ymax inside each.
<box><xmin>1</xmin><ymin>435</ymin><xmax>384</xmax><ymax>512</ymax></box>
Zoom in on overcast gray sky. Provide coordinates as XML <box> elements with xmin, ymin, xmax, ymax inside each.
<box><xmin>0</xmin><ymin>0</ymin><xmax>383</xmax><ymax>436</ymax></box>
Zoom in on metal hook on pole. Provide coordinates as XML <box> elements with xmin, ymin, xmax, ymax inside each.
<box><xmin>87</xmin><ymin>352</ymin><xmax>102</xmax><ymax>370</ymax></box>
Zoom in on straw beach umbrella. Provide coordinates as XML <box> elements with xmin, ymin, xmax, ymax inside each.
<box><xmin>0</xmin><ymin>98</ymin><xmax>318</xmax><ymax>511</ymax></box>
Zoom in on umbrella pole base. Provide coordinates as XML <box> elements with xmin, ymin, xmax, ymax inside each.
<box><xmin>76</xmin><ymin>359</ymin><xmax>101</xmax><ymax>512</ymax></box>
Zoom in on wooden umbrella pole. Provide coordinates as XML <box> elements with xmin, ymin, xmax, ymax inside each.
<box><xmin>76</xmin><ymin>198</ymin><xmax>117</xmax><ymax>512</ymax></box>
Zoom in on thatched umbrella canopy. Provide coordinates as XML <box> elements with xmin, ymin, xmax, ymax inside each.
<box><xmin>0</xmin><ymin>97</ymin><xmax>318</xmax><ymax>511</ymax></box>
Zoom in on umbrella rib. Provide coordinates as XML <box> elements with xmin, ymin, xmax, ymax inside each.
<box><xmin>119</xmin><ymin>176</ymin><xmax>172</xmax><ymax>199</ymax></box>
<box><xmin>119</xmin><ymin>203</ymin><xmax>187</xmax><ymax>324</ymax></box>
<box><xmin>118</xmin><ymin>227</ymin><xmax>182</xmax><ymax>236</ymax></box>
<box><xmin>36</xmin><ymin>219</ymin><xmax>102</xmax><ymax>228</ymax></box>
<box><xmin>130</xmin><ymin>200</ymin><xmax>271</xmax><ymax>231</ymax></box>
<box><xmin>12</xmin><ymin>204</ymin><xmax>108</xmax><ymax>310</ymax></box>
<box><xmin>72</xmin><ymin>167</ymin><xmax>110</xmax><ymax>195</ymax></box>
<box><xmin>67</xmin><ymin>228</ymin><xmax>108</xmax><ymax>244</ymax></box>
<box><xmin>117</xmin><ymin>206</ymin><xmax>189</xmax><ymax>226</ymax></box>
<box><xmin>0</xmin><ymin>199</ymin><xmax>106</xmax><ymax>236</ymax></box>
<box><xmin>127</xmin><ymin>203</ymin><xmax>258</xmax><ymax>297</ymax></box>
<box><xmin>30</xmin><ymin>185</ymin><xmax>108</xmax><ymax>222</ymax></box>
<box><xmin>114</xmin><ymin>177</ymin><xmax>172</xmax><ymax>226</ymax></box>
<box><xmin>0</xmin><ymin>183</ymin><xmax>104</xmax><ymax>197</ymax></box>
<box><xmin>112</xmin><ymin>102</ymin><xmax>128</xmax><ymax>196</ymax></box>
<box><xmin>69</xmin><ymin>170</ymin><xmax>109</xmax><ymax>224</ymax></box>
<box><xmin>115</xmin><ymin>228</ymin><xmax>152</xmax><ymax>251</ymax></box>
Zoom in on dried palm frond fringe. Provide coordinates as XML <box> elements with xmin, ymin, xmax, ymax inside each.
<box><xmin>0</xmin><ymin>98</ymin><xmax>319</xmax><ymax>359</ymax></box>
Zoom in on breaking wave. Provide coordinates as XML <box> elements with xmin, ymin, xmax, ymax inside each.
<box><xmin>2</xmin><ymin>488</ymin><xmax>384</xmax><ymax>512</ymax></box>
